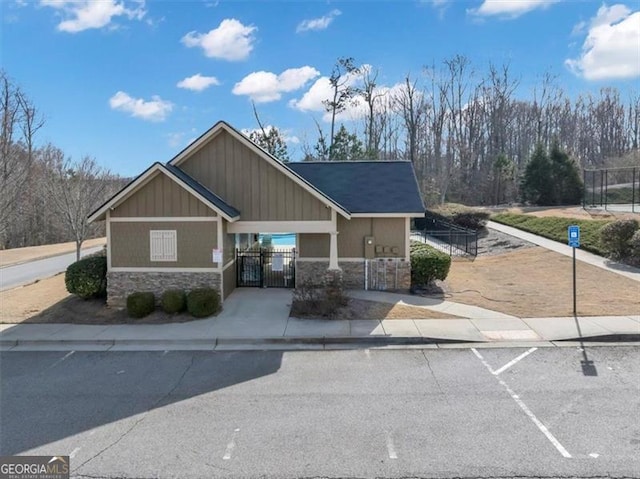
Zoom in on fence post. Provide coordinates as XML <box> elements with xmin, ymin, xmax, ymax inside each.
<box><xmin>633</xmin><ymin>167</ymin><xmax>637</xmax><ymax>214</ymax></box>
<box><xmin>604</xmin><ymin>169</ymin><xmax>608</xmax><ymax>210</ymax></box>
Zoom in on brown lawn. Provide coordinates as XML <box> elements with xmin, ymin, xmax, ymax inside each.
<box><xmin>0</xmin><ymin>237</ymin><xmax>106</xmax><ymax>267</ymax></box>
<box><xmin>445</xmin><ymin>247</ymin><xmax>640</xmax><ymax>317</ymax></box>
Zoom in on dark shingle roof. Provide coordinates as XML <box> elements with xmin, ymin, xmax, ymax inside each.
<box><xmin>287</xmin><ymin>161</ymin><xmax>424</xmax><ymax>214</ymax></box>
<box><xmin>164</xmin><ymin>164</ymin><xmax>240</xmax><ymax>219</ymax></box>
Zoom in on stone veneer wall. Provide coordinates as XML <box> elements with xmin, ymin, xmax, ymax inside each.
<box><xmin>107</xmin><ymin>271</ymin><xmax>221</xmax><ymax>308</ymax></box>
<box><xmin>295</xmin><ymin>259</ymin><xmax>411</xmax><ymax>291</ymax></box>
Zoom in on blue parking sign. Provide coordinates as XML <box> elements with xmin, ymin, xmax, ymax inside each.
<box><xmin>568</xmin><ymin>225</ymin><xmax>580</xmax><ymax>247</ymax></box>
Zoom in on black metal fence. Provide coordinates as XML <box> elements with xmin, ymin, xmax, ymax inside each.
<box><xmin>236</xmin><ymin>248</ymin><xmax>296</xmax><ymax>288</ymax></box>
<box><xmin>583</xmin><ymin>166</ymin><xmax>639</xmax><ymax>212</ymax></box>
<box><xmin>412</xmin><ymin>215</ymin><xmax>478</xmax><ymax>257</ymax></box>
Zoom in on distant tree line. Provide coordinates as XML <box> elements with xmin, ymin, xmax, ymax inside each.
<box><xmin>261</xmin><ymin>56</ymin><xmax>639</xmax><ymax>207</ymax></box>
<box><xmin>1</xmin><ymin>71</ymin><xmax>126</xmax><ymax>254</ymax></box>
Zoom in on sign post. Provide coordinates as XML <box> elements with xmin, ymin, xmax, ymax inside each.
<box><xmin>568</xmin><ymin>225</ymin><xmax>580</xmax><ymax>316</ymax></box>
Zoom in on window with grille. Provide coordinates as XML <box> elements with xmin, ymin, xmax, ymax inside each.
<box><xmin>150</xmin><ymin>230</ymin><xmax>177</xmax><ymax>262</ymax></box>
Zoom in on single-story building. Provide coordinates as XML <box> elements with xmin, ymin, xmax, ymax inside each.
<box><xmin>88</xmin><ymin>121</ymin><xmax>425</xmax><ymax>307</ymax></box>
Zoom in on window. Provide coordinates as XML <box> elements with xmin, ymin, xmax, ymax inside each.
<box><xmin>150</xmin><ymin>230</ymin><xmax>177</xmax><ymax>262</ymax></box>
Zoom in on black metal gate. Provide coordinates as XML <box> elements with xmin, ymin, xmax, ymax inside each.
<box><xmin>236</xmin><ymin>248</ymin><xmax>296</xmax><ymax>288</ymax></box>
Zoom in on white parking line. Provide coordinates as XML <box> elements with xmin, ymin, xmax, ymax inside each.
<box><xmin>493</xmin><ymin>348</ymin><xmax>538</xmax><ymax>376</ymax></box>
<box><xmin>386</xmin><ymin>434</ymin><xmax>398</xmax><ymax>459</ymax></box>
<box><xmin>48</xmin><ymin>351</ymin><xmax>75</xmax><ymax>369</ymax></box>
<box><xmin>365</xmin><ymin>349</ymin><xmax>371</xmax><ymax>359</ymax></box>
<box><xmin>69</xmin><ymin>447</ymin><xmax>81</xmax><ymax>459</ymax></box>
<box><xmin>223</xmin><ymin>428</ymin><xmax>240</xmax><ymax>460</ymax></box>
<box><xmin>472</xmin><ymin>348</ymin><xmax>572</xmax><ymax>458</ymax></box>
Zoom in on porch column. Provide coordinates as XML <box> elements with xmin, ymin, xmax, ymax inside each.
<box><xmin>328</xmin><ymin>231</ymin><xmax>340</xmax><ymax>270</ymax></box>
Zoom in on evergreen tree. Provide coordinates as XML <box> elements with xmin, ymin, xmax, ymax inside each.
<box><xmin>549</xmin><ymin>141</ymin><xmax>583</xmax><ymax>205</ymax></box>
<box><xmin>248</xmin><ymin>127</ymin><xmax>289</xmax><ymax>162</ymax></box>
<box><xmin>329</xmin><ymin>125</ymin><xmax>365</xmax><ymax>161</ymax></box>
<box><xmin>521</xmin><ymin>144</ymin><xmax>553</xmax><ymax>205</ymax></box>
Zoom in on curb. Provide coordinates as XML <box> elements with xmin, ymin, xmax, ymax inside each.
<box><xmin>1</xmin><ymin>333</ymin><xmax>638</xmax><ymax>351</ymax></box>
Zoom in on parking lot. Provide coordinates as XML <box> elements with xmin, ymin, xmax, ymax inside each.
<box><xmin>1</xmin><ymin>346</ymin><xmax>639</xmax><ymax>478</ymax></box>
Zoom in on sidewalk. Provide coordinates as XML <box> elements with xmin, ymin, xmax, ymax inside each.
<box><xmin>1</xmin><ymin>289</ymin><xmax>637</xmax><ymax>351</ymax></box>
<box><xmin>487</xmin><ymin>221</ymin><xmax>640</xmax><ymax>282</ymax></box>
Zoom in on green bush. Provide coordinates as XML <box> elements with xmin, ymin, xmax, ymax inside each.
<box><xmin>186</xmin><ymin>288</ymin><xmax>221</xmax><ymax>318</ymax></box>
<box><xmin>600</xmin><ymin>219</ymin><xmax>639</xmax><ymax>260</ymax></box>
<box><xmin>410</xmin><ymin>241</ymin><xmax>451</xmax><ymax>286</ymax></box>
<box><xmin>65</xmin><ymin>256</ymin><xmax>107</xmax><ymax>299</ymax></box>
<box><xmin>491</xmin><ymin>213</ymin><xmax>611</xmax><ymax>256</ymax></box>
<box><xmin>628</xmin><ymin>230</ymin><xmax>640</xmax><ymax>266</ymax></box>
<box><xmin>161</xmin><ymin>289</ymin><xmax>186</xmax><ymax>314</ymax></box>
<box><xmin>126</xmin><ymin>292</ymin><xmax>155</xmax><ymax>318</ymax></box>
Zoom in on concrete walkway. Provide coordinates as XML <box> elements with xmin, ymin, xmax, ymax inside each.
<box><xmin>1</xmin><ymin>286</ymin><xmax>637</xmax><ymax>351</ymax></box>
<box><xmin>487</xmin><ymin>221</ymin><xmax>640</xmax><ymax>282</ymax></box>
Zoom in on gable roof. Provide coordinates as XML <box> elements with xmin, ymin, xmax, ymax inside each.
<box><xmin>88</xmin><ymin>162</ymin><xmax>240</xmax><ymax>223</ymax></box>
<box><xmin>288</xmin><ymin>161</ymin><xmax>425</xmax><ymax>215</ymax></box>
<box><xmin>168</xmin><ymin>120</ymin><xmax>351</xmax><ymax>218</ymax></box>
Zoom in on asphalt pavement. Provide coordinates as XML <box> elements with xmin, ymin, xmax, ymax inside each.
<box><xmin>1</xmin><ymin>347</ymin><xmax>638</xmax><ymax>478</ymax></box>
<box><xmin>0</xmin><ymin>246</ymin><xmax>104</xmax><ymax>291</ymax></box>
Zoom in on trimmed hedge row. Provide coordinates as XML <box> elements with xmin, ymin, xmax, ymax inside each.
<box><xmin>491</xmin><ymin>213</ymin><xmax>610</xmax><ymax>256</ymax></box>
<box><xmin>410</xmin><ymin>241</ymin><xmax>451</xmax><ymax>286</ymax></box>
<box><xmin>125</xmin><ymin>288</ymin><xmax>221</xmax><ymax>319</ymax></box>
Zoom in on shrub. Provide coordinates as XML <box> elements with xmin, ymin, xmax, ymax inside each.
<box><xmin>187</xmin><ymin>288</ymin><xmax>221</xmax><ymax>318</ymax></box>
<box><xmin>410</xmin><ymin>241</ymin><xmax>451</xmax><ymax>286</ymax></box>
<box><xmin>600</xmin><ymin>219</ymin><xmax>639</xmax><ymax>260</ymax></box>
<box><xmin>161</xmin><ymin>289</ymin><xmax>186</xmax><ymax>314</ymax></box>
<box><xmin>451</xmin><ymin>211</ymin><xmax>490</xmax><ymax>230</ymax></box>
<box><xmin>291</xmin><ymin>276</ymin><xmax>348</xmax><ymax>319</ymax></box>
<box><xmin>126</xmin><ymin>292</ymin><xmax>155</xmax><ymax>318</ymax></box>
<box><xmin>628</xmin><ymin>230</ymin><xmax>640</xmax><ymax>266</ymax></box>
<box><xmin>65</xmin><ymin>256</ymin><xmax>107</xmax><ymax>299</ymax></box>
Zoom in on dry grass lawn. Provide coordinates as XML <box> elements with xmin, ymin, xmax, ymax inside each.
<box><xmin>0</xmin><ymin>237</ymin><xmax>106</xmax><ymax>267</ymax></box>
<box><xmin>0</xmin><ymin>274</ymin><xmax>194</xmax><ymax>324</ymax></box>
<box><xmin>333</xmin><ymin>299</ymin><xmax>460</xmax><ymax>320</ymax></box>
<box><xmin>445</xmin><ymin>247</ymin><xmax>640</xmax><ymax>317</ymax></box>
<box><xmin>488</xmin><ymin>205</ymin><xmax>638</xmax><ymax>221</ymax></box>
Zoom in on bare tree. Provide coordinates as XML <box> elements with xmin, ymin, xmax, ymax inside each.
<box><xmin>248</xmin><ymin>102</ymin><xmax>289</xmax><ymax>161</ymax></box>
<box><xmin>0</xmin><ymin>71</ymin><xmax>44</xmax><ymax>240</ymax></box>
<box><xmin>43</xmin><ymin>147</ymin><xmax>114</xmax><ymax>260</ymax></box>
<box><xmin>323</xmin><ymin>57</ymin><xmax>360</xmax><ymax>152</ymax></box>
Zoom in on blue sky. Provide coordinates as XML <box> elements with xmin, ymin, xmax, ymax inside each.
<box><xmin>2</xmin><ymin>0</ymin><xmax>639</xmax><ymax>177</ymax></box>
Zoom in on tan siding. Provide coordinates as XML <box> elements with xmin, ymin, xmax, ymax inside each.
<box><xmin>179</xmin><ymin>130</ymin><xmax>331</xmax><ymax>221</ymax></box>
<box><xmin>298</xmin><ymin>233</ymin><xmax>329</xmax><ymax>258</ymax></box>
<box><xmin>337</xmin><ymin>217</ymin><xmax>372</xmax><ymax>257</ymax></box>
<box><xmin>112</xmin><ymin>172</ymin><xmax>215</xmax><ymax>217</ymax></box>
<box><xmin>372</xmin><ymin>218</ymin><xmax>406</xmax><ymax>256</ymax></box>
<box><xmin>111</xmin><ymin>221</ymin><xmax>217</xmax><ymax>268</ymax></box>
<box><xmin>299</xmin><ymin>217</ymin><xmax>406</xmax><ymax>259</ymax></box>
<box><xmin>223</xmin><ymin>262</ymin><xmax>236</xmax><ymax>299</ymax></box>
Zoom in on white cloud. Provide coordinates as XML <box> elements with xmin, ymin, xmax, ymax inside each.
<box><xmin>566</xmin><ymin>4</ymin><xmax>640</xmax><ymax>81</ymax></box>
<box><xmin>242</xmin><ymin>125</ymin><xmax>300</xmax><ymax>144</ymax></box>
<box><xmin>181</xmin><ymin>18</ymin><xmax>256</xmax><ymax>61</ymax></box>
<box><xmin>40</xmin><ymin>0</ymin><xmax>146</xmax><ymax>33</ymax></box>
<box><xmin>176</xmin><ymin>73</ymin><xmax>220</xmax><ymax>92</ymax></box>
<box><xmin>109</xmin><ymin>91</ymin><xmax>173</xmax><ymax>122</ymax></box>
<box><xmin>232</xmin><ymin>66</ymin><xmax>320</xmax><ymax>103</ymax></box>
<box><xmin>289</xmin><ymin>67</ymin><xmax>405</xmax><ymax>123</ymax></box>
<box><xmin>468</xmin><ymin>0</ymin><xmax>559</xmax><ymax>19</ymax></box>
<box><xmin>296</xmin><ymin>9</ymin><xmax>341</xmax><ymax>33</ymax></box>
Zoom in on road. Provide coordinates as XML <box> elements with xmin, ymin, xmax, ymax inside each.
<box><xmin>0</xmin><ymin>246</ymin><xmax>104</xmax><ymax>291</ymax></box>
<box><xmin>1</xmin><ymin>346</ymin><xmax>639</xmax><ymax>478</ymax></box>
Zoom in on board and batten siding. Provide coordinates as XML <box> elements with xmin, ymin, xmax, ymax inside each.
<box><xmin>179</xmin><ymin>130</ymin><xmax>331</xmax><ymax>221</ymax></box>
<box><xmin>298</xmin><ymin>217</ymin><xmax>406</xmax><ymax>258</ymax></box>
<box><xmin>111</xmin><ymin>172</ymin><xmax>216</xmax><ymax>218</ymax></box>
<box><xmin>111</xmin><ymin>221</ymin><xmax>217</xmax><ymax>268</ymax></box>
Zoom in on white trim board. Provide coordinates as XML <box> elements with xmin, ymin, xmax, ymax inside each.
<box><xmin>110</xmin><ymin>216</ymin><xmax>218</xmax><ymax>222</ymax></box>
<box><xmin>168</xmin><ymin>121</ymin><xmax>351</xmax><ymax>219</ymax></box>
<box><xmin>228</xmin><ymin>220</ymin><xmax>333</xmax><ymax>234</ymax></box>
<box><xmin>296</xmin><ymin>258</ymin><xmax>365</xmax><ymax>262</ymax></box>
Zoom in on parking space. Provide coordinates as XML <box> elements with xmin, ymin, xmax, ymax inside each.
<box><xmin>1</xmin><ymin>347</ymin><xmax>639</xmax><ymax>478</ymax></box>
